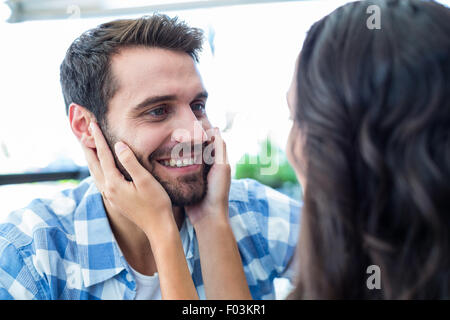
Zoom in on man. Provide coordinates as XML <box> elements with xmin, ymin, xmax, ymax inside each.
<box><xmin>0</xmin><ymin>14</ymin><xmax>300</xmax><ymax>300</ymax></box>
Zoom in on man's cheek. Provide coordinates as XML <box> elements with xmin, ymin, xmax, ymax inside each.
<box><xmin>127</xmin><ymin>140</ymin><xmax>157</xmax><ymax>166</ymax></box>
<box><xmin>122</xmin><ymin>144</ymin><xmax>154</xmax><ymax>176</ymax></box>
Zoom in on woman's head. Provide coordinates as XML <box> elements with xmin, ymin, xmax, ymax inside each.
<box><xmin>287</xmin><ymin>0</ymin><xmax>450</xmax><ymax>299</ymax></box>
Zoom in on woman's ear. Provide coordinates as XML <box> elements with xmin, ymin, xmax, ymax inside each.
<box><xmin>69</xmin><ymin>103</ymin><xmax>96</xmax><ymax>148</ymax></box>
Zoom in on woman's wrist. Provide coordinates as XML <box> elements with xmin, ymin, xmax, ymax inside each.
<box><xmin>143</xmin><ymin>209</ymin><xmax>179</xmax><ymax>244</ymax></box>
<box><xmin>193</xmin><ymin>208</ymin><xmax>231</xmax><ymax>233</ymax></box>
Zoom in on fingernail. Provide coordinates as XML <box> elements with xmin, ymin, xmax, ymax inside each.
<box><xmin>114</xmin><ymin>141</ymin><xmax>128</xmax><ymax>155</ymax></box>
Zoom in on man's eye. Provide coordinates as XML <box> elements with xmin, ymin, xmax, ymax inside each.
<box><xmin>191</xmin><ymin>103</ymin><xmax>206</xmax><ymax>115</ymax></box>
<box><xmin>147</xmin><ymin>106</ymin><xmax>168</xmax><ymax>117</ymax></box>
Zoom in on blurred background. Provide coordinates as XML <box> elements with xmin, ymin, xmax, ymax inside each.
<box><xmin>1</xmin><ymin>0</ymin><xmax>449</xmax><ymax>213</ymax></box>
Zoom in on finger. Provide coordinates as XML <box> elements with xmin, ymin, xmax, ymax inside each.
<box><xmin>81</xmin><ymin>143</ymin><xmax>106</xmax><ymax>192</ymax></box>
<box><xmin>114</xmin><ymin>141</ymin><xmax>157</xmax><ymax>188</ymax></box>
<box><xmin>212</xmin><ymin>128</ymin><xmax>228</xmax><ymax>166</ymax></box>
<box><xmin>89</xmin><ymin>122</ymin><xmax>123</xmax><ymax>181</ymax></box>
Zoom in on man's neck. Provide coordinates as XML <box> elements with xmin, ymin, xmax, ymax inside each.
<box><xmin>103</xmin><ymin>198</ymin><xmax>185</xmax><ymax>276</ymax></box>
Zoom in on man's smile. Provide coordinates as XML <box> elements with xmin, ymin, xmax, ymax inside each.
<box><xmin>155</xmin><ymin>159</ymin><xmax>203</xmax><ymax>174</ymax></box>
<box><xmin>151</xmin><ymin>141</ymin><xmax>210</xmax><ymax>176</ymax></box>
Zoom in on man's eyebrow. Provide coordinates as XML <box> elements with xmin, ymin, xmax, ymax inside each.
<box><xmin>134</xmin><ymin>94</ymin><xmax>177</xmax><ymax>112</ymax></box>
<box><xmin>133</xmin><ymin>91</ymin><xmax>208</xmax><ymax>112</ymax></box>
<box><xmin>194</xmin><ymin>91</ymin><xmax>208</xmax><ymax>100</ymax></box>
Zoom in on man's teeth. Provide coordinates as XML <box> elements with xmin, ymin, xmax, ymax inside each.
<box><xmin>162</xmin><ymin>158</ymin><xmax>195</xmax><ymax>167</ymax></box>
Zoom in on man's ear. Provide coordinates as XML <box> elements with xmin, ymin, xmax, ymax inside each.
<box><xmin>69</xmin><ymin>103</ymin><xmax>96</xmax><ymax>148</ymax></box>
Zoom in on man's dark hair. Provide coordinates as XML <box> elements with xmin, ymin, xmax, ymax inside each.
<box><xmin>60</xmin><ymin>14</ymin><xmax>204</xmax><ymax>126</ymax></box>
<box><xmin>289</xmin><ymin>0</ymin><xmax>450</xmax><ymax>299</ymax></box>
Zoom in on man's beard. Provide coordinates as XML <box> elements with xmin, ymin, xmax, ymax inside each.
<box><xmin>154</xmin><ymin>163</ymin><xmax>211</xmax><ymax>206</ymax></box>
<box><xmin>99</xmin><ymin>122</ymin><xmax>211</xmax><ymax>206</ymax></box>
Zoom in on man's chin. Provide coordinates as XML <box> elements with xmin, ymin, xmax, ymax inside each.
<box><xmin>150</xmin><ymin>162</ymin><xmax>211</xmax><ymax>207</ymax></box>
<box><xmin>153</xmin><ymin>169</ymin><xmax>209</xmax><ymax>207</ymax></box>
<box><xmin>161</xmin><ymin>180</ymin><xmax>207</xmax><ymax>207</ymax></box>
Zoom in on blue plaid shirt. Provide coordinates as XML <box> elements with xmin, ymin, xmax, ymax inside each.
<box><xmin>0</xmin><ymin>177</ymin><xmax>301</xmax><ymax>300</ymax></box>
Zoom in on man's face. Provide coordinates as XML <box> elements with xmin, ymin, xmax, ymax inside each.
<box><xmin>102</xmin><ymin>47</ymin><xmax>213</xmax><ymax>206</ymax></box>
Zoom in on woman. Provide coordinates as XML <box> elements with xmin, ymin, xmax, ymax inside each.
<box><xmin>286</xmin><ymin>0</ymin><xmax>450</xmax><ymax>299</ymax></box>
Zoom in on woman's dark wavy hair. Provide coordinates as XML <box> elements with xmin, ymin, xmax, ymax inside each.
<box><xmin>289</xmin><ymin>0</ymin><xmax>450</xmax><ymax>299</ymax></box>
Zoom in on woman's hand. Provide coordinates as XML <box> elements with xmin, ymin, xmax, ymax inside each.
<box><xmin>82</xmin><ymin>122</ymin><xmax>174</xmax><ymax>237</ymax></box>
<box><xmin>185</xmin><ymin>128</ymin><xmax>231</xmax><ymax>227</ymax></box>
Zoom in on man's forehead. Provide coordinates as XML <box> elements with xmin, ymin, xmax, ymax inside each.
<box><xmin>110</xmin><ymin>46</ymin><xmax>204</xmax><ymax>99</ymax></box>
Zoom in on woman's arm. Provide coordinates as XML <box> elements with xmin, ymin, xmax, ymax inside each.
<box><xmin>193</xmin><ymin>212</ymin><xmax>252</xmax><ymax>300</ymax></box>
<box><xmin>185</xmin><ymin>129</ymin><xmax>252</xmax><ymax>300</ymax></box>
<box><xmin>143</xmin><ymin>219</ymin><xmax>198</xmax><ymax>299</ymax></box>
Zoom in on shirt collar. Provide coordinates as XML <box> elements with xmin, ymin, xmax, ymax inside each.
<box><xmin>180</xmin><ymin>215</ymin><xmax>196</xmax><ymax>261</ymax></box>
<box><xmin>73</xmin><ymin>179</ymin><xmax>126</xmax><ymax>287</ymax></box>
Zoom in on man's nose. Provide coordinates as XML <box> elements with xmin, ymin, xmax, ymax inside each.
<box><xmin>171</xmin><ymin>108</ymin><xmax>208</xmax><ymax>145</ymax></box>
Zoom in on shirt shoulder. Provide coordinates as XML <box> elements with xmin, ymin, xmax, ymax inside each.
<box><xmin>0</xmin><ymin>178</ymin><xmax>94</xmax><ymax>246</ymax></box>
<box><xmin>228</xmin><ymin>178</ymin><xmax>302</xmax><ymax>292</ymax></box>
<box><xmin>229</xmin><ymin>178</ymin><xmax>301</xmax><ymax>223</ymax></box>
<box><xmin>0</xmin><ymin>178</ymin><xmax>98</xmax><ymax>299</ymax></box>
